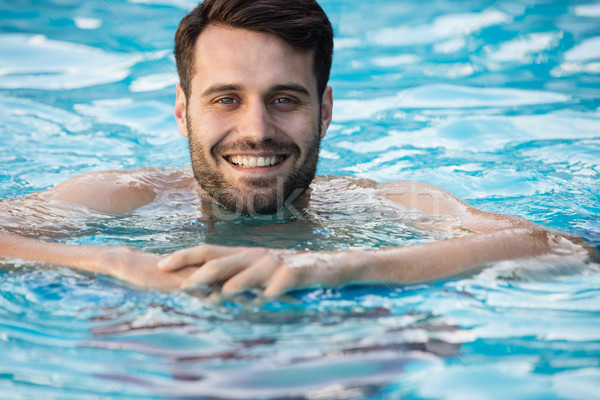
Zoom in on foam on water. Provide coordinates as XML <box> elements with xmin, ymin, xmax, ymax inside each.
<box><xmin>0</xmin><ymin>34</ymin><xmax>144</xmax><ymax>90</ymax></box>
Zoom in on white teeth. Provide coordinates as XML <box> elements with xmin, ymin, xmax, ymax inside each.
<box><xmin>228</xmin><ymin>155</ymin><xmax>283</xmax><ymax>168</ymax></box>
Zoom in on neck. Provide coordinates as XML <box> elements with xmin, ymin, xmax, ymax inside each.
<box><xmin>197</xmin><ymin>187</ymin><xmax>312</xmax><ymax>221</ymax></box>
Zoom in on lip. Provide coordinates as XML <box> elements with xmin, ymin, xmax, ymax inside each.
<box><xmin>223</xmin><ymin>153</ymin><xmax>291</xmax><ymax>173</ymax></box>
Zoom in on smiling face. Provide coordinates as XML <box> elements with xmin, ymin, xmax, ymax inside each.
<box><xmin>174</xmin><ymin>25</ymin><xmax>333</xmax><ymax>215</ymax></box>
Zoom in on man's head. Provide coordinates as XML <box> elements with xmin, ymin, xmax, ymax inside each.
<box><xmin>173</xmin><ymin>0</ymin><xmax>334</xmax><ymax>216</ymax></box>
<box><xmin>174</xmin><ymin>0</ymin><xmax>334</xmax><ymax>102</ymax></box>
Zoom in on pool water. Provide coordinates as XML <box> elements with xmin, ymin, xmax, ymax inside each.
<box><xmin>1</xmin><ymin>0</ymin><xmax>600</xmax><ymax>399</ymax></box>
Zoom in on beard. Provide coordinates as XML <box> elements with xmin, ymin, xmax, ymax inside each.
<box><xmin>186</xmin><ymin>114</ymin><xmax>321</xmax><ymax>216</ymax></box>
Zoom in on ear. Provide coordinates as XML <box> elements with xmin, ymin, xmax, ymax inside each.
<box><xmin>174</xmin><ymin>83</ymin><xmax>189</xmax><ymax>138</ymax></box>
<box><xmin>319</xmin><ymin>85</ymin><xmax>333</xmax><ymax>139</ymax></box>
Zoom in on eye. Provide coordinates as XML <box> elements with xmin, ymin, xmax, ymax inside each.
<box><xmin>217</xmin><ymin>97</ymin><xmax>237</xmax><ymax>105</ymax></box>
<box><xmin>273</xmin><ymin>97</ymin><xmax>292</xmax><ymax>104</ymax></box>
<box><xmin>271</xmin><ymin>96</ymin><xmax>299</xmax><ymax>111</ymax></box>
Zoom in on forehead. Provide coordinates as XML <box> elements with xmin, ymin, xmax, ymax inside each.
<box><xmin>192</xmin><ymin>25</ymin><xmax>317</xmax><ymax>94</ymax></box>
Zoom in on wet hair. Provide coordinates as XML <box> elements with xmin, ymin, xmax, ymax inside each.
<box><xmin>174</xmin><ymin>0</ymin><xmax>334</xmax><ymax>100</ymax></box>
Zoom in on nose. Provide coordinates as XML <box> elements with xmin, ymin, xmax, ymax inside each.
<box><xmin>238</xmin><ymin>100</ymin><xmax>275</xmax><ymax>142</ymax></box>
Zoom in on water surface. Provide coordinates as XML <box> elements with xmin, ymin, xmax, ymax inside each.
<box><xmin>1</xmin><ymin>0</ymin><xmax>599</xmax><ymax>399</ymax></box>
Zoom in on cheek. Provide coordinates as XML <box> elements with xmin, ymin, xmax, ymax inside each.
<box><xmin>203</xmin><ymin>111</ymin><xmax>231</xmax><ymax>130</ymax></box>
<box><xmin>284</xmin><ymin>112</ymin><xmax>319</xmax><ymax>144</ymax></box>
<box><xmin>189</xmin><ymin>113</ymin><xmax>228</xmax><ymax>148</ymax></box>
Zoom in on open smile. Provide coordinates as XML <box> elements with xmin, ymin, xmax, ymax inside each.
<box><xmin>225</xmin><ymin>154</ymin><xmax>289</xmax><ymax>169</ymax></box>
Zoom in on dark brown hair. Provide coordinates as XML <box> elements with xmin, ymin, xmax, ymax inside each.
<box><xmin>174</xmin><ymin>0</ymin><xmax>334</xmax><ymax>100</ymax></box>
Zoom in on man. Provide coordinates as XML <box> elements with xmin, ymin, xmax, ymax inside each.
<box><xmin>0</xmin><ymin>0</ymin><xmax>597</xmax><ymax>296</ymax></box>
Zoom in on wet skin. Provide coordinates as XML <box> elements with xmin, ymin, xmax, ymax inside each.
<box><xmin>0</xmin><ymin>26</ymin><xmax>598</xmax><ymax>296</ymax></box>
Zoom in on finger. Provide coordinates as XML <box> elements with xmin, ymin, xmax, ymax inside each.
<box><xmin>221</xmin><ymin>255</ymin><xmax>279</xmax><ymax>296</ymax></box>
<box><xmin>263</xmin><ymin>265</ymin><xmax>304</xmax><ymax>298</ymax></box>
<box><xmin>158</xmin><ymin>244</ymin><xmax>238</xmax><ymax>271</ymax></box>
<box><xmin>180</xmin><ymin>251</ymin><xmax>255</xmax><ymax>289</ymax></box>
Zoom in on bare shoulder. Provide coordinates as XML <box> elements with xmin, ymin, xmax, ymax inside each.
<box><xmin>376</xmin><ymin>180</ymin><xmax>534</xmax><ymax>232</ymax></box>
<box><xmin>49</xmin><ymin>167</ymin><xmax>195</xmax><ymax>214</ymax></box>
<box><xmin>313</xmin><ymin>175</ymin><xmax>377</xmax><ymax>189</ymax></box>
<box><xmin>376</xmin><ymin>180</ymin><xmax>467</xmax><ymax>211</ymax></box>
<box><xmin>313</xmin><ymin>177</ymin><xmax>530</xmax><ymax>232</ymax></box>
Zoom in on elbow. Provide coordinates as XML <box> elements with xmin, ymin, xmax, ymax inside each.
<box><xmin>551</xmin><ymin>232</ymin><xmax>600</xmax><ymax>263</ymax></box>
<box><xmin>507</xmin><ymin>226</ymin><xmax>599</xmax><ymax>263</ymax></box>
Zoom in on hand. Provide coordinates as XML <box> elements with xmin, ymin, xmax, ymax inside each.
<box><xmin>157</xmin><ymin>244</ymin><xmax>364</xmax><ymax>297</ymax></box>
<box><xmin>95</xmin><ymin>246</ymin><xmax>196</xmax><ymax>291</ymax></box>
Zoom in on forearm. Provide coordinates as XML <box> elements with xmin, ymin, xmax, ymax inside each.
<box><xmin>0</xmin><ymin>231</ymin><xmax>107</xmax><ymax>274</ymax></box>
<box><xmin>152</xmin><ymin>227</ymin><xmax>598</xmax><ymax>296</ymax></box>
<box><xmin>0</xmin><ymin>231</ymin><xmax>193</xmax><ymax>291</ymax></box>
<box><xmin>352</xmin><ymin>227</ymin><xmax>597</xmax><ymax>284</ymax></box>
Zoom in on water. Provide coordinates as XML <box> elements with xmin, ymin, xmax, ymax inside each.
<box><xmin>1</xmin><ymin>0</ymin><xmax>600</xmax><ymax>398</ymax></box>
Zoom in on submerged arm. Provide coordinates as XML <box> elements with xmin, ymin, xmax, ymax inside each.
<box><xmin>0</xmin><ymin>169</ymin><xmax>194</xmax><ymax>290</ymax></box>
<box><xmin>159</xmin><ymin>180</ymin><xmax>599</xmax><ymax>296</ymax></box>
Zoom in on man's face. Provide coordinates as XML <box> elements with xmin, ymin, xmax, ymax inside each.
<box><xmin>174</xmin><ymin>25</ymin><xmax>333</xmax><ymax>215</ymax></box>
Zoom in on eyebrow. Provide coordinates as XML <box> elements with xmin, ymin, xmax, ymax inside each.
<box><xmin>199</xmin><ymin>83</ymin><xmax>311</xmax><ymax>98</ymax></box>
<box><xmin>271</xmin><ymin>84</ymin><xmax>311</xmax><ymax>97</ymax></box>
<box><xmin>200</xmin><ymin>84</ymin><xmax>243</xmax><ymax>98</ymax></box>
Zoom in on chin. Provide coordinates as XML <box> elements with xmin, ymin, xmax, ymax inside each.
<box><xmin>239</xmin><ymin>187</ymin><xmax>283</xmax><ymax>216</ymax></box>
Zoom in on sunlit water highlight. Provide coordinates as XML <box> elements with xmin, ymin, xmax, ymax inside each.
<box><xmin>1</xmin><ymin>0</ymin><xmax>599</xmax><ymax>399</ymax></box>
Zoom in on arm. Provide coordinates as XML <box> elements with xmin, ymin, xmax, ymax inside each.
<box><xmin>159</xmin><ymin>180</ymin><xmax>599</xmax><ymax>296</ymax></box>
<box><xmin>0</xmin><ymin>169</ymin><xmax>194</xmax><ymax>290</ymax></box>
<box><xmin>50</xmin><ymin>169</ymin><xmax>158</xmax><ymax>215</ymax></box>
<box><xmin>0</xmin><ymin>231</ymin><xmax>192</xmax><ymax>290</ymax></box>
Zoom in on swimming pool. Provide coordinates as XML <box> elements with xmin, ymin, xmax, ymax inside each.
<box><xmin>1</xmin><ymin>0</ymin><xmax>600</xmax><ymax>398</ymax></box>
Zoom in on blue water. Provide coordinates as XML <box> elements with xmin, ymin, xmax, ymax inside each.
<box><xmin>1</xmin><ymin>0</ymin><xmax>600</xmax><ymax>399</ymax></box>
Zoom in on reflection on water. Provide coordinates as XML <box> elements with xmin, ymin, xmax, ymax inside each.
<box><xmin>1</xmin><ymin>0</ymin><xmax>600</xmax><ymax>398</ymax></box>
<box><xmin>0</xmin><ymin>266</ymin><xmax>467</xmax><ymax>399</ymax></box>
